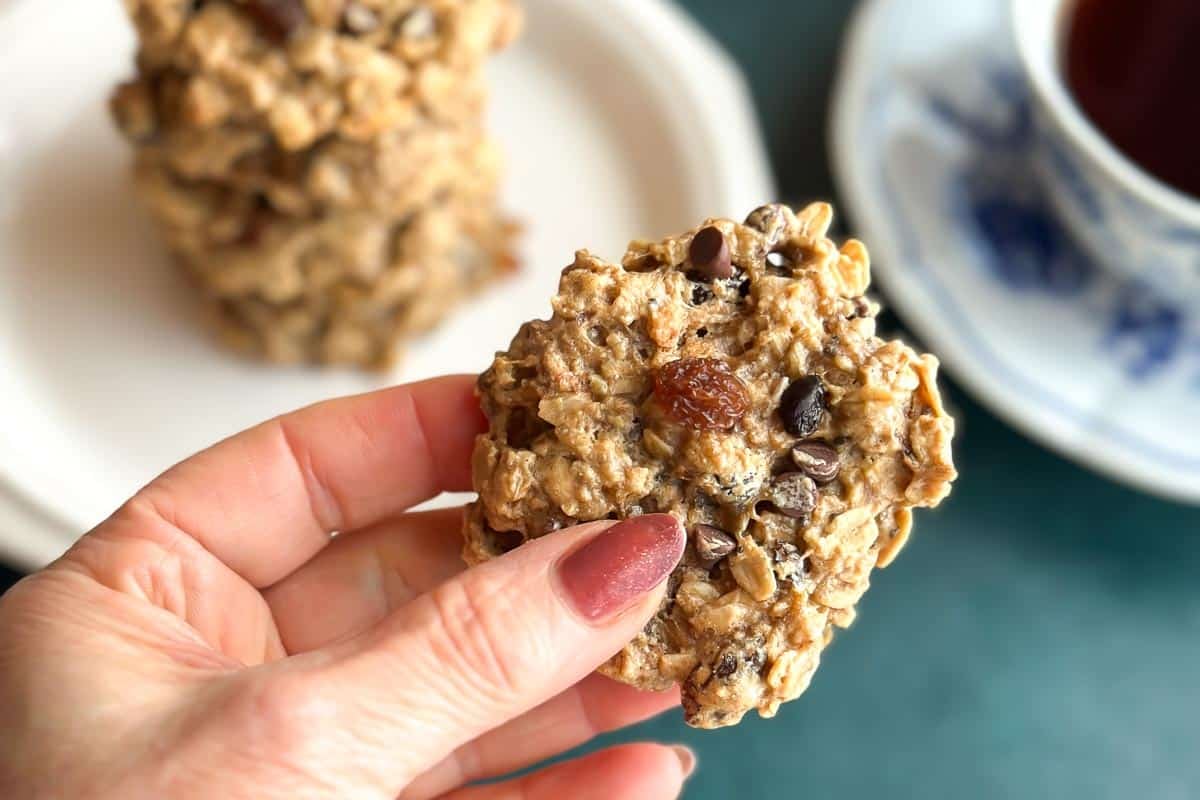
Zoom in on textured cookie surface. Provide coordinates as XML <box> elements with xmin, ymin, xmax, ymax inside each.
<box><xmin>112</xmin><ymin>0</ymin><xmax>522</xmax><ymax>368</ymax></box>
<box><xmin>465</xmin><ymin>204</ymin><xmax>957</xmax><ymax>728</ymax></box>
<box><xmin>116</xmin><ymin>0</ymin><xmax>522</xmax><ymax>148</ymax></box>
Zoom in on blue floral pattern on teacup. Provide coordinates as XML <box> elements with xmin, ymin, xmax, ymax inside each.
<box><xmin>1029</xmin><ymin>88</ymin><xmax>1200</xmax><ymax>303</ymax></box>
<box><xmin>919</xmin><ymin>64</ymin><xmax>1200</xmax><ymax>386</ymax></box>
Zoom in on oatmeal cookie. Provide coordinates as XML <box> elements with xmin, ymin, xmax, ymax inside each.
<box><xmin>119</xmin><ymin>0</ymin><xmax>521</xmax><ymax>147</ymax></box>
<box><xmin>125</xmin><ymin>127</ymin><xmax>502</xmax><ymax>221</ymax></box>
<box><xmin>176</xmin><ymin>196</ymin><xmax>516</xmax><ymax>367</ymax></box>
<box><xmin>465</xmin><ymin>203</ymin><xmax>957</xmax><ymax>728</ymax></box>
<box><xmin>112</xmin><ymin>0</ymin><xmax>521</xmax><ymax>368</ymax></box>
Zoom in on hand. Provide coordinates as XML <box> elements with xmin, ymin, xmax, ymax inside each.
<box><xmin>0</xmin><ymin>376</ymin><xmax>694</xmax><ymax>799</ymax></box>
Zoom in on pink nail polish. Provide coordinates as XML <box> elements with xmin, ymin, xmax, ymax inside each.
<box><xmin>557</xmin><ymin>514</ymin><xmax>685</xmax><ymax>623</ymax></box>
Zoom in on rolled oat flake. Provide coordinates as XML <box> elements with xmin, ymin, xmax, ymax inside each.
<box><xmin>342</xmin><ymin>2</ymin><xmax>380</xmax><ymax>34</ymax></box>
<box><xmin>401</xmin><ymin>6</ymin><xmax>437</xmax><ymax>39</ymax></box>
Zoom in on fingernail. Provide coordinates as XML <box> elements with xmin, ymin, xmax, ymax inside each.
<box><xmin>557</xmin><ymin>514</ymin><xmax>685</xmax><ymax>623</ymax></box>
<box><xmin>672</xmin><ymin>744</ymin><xmax>697</xmax><ymax>779</ymax></box>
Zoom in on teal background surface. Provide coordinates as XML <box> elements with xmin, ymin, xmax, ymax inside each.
<box><xmin>1</xmin><ymin>2</ymin><xmax>1198</xmax><ymax>799</ymax></box>
<box><xmin>590</xmin><ymin>1</ymin><xmax>1200</xmax><ymax>798</ymax></box>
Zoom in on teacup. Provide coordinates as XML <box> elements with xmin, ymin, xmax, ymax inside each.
<box><xmin>1011</xmin><ymin>0</ymin><xmax>1200</xmax><ymax>303</ymax></box>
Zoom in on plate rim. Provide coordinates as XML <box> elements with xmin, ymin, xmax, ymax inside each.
<box><xmin>829</xmin><ymin>0</ymin><xmax>1200</xmax><ymax>505</ymax></box>
<box><xmin>0</xmin><ymin>0</ymin><xmax>776</xmax><ymax>569</ymax></box>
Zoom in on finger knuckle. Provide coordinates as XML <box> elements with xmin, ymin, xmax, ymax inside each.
<box><xmin>193</xmin><ymin>675</ymin><xmax>350</xmax><ymax>793</ymax></box>
<box><xmin>426</xmin><ymin>578</ymin><xmax>528</xmax><ymax>702</ymax></box>
<box><xmin>231</xmin><ymin>673</ymin><xmax>332</xmax><ymax>755</ymax></box>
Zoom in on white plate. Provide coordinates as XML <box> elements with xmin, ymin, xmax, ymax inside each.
<box><xmin>831</xmin><ymin>0</ymin><xmax>1200</xmax><ymax>504</ymax></box>
<box><xmin>0</xmin><ymin>0</ymin><xmax>775</xmax><ymax>569</ymax></box>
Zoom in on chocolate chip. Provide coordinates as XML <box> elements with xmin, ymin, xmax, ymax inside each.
<box><xmin>744</xmin><ymin>203</ymin><xmax>788</xmax><ymax>243</ymax></box>
<box><xmin>342</xmin><ymin>2</ymin><xmax>379</xmax><ymax>34</ymax></box>
<box><xmin>245</xmin><ymin>0</ymin><xmax>306</xmax><ymax>41</ymax></box>
<box><xmin>688</xmin><ymin>226</ymin><xmax>733</xmax><ymax>280</ymax></box>
<box><xmin>694</xmin><ymin>524</ymin><xmax>737</xmax><ymax>565</ymax></box>
<box><xmin>691</xmin><ymin>283</ymin><xmax>713</xmax><ymax>305</ymax></box>
<box><xmin>714</xmin><ymin>652</ymin><xmax>739</xmax><ymax>678</ymax></box>
<box><xmin>779</xmin><ymin>376</ymin><xmax>827</xmax><ymax>437</ymax></box>
<box><xmin>849</xmin><ymin>296</ymin><xmax>873</xmax><ymax>319</ymax></box>
<box><xmin>765</xmin><ymin>473</ymin><xmax>817</xmax><ymax>520</ymax></box>
<box><xmin>399</xmin><ymin>6</ymin><xmax>436</xmax><ymax>39</ymax></box>
<box><xmin>738</xmin><ymin>279</ymin><xmax>752</xmax><ymax>298</ymax></box>
<box><xmin>791</xmin><ymin>440</ymin><xmax>840</xmax><ymax>484</ymax></box>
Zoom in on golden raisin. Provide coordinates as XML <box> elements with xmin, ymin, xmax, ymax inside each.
<box><xmin>653</xmin><ymin>358</ymin><xmax>750</xmax><ymax>431</ymax></box>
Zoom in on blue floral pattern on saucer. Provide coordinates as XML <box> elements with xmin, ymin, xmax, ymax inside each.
<box><xmin>924</xmin><ymin>65</ymin><xmax>1199</xmax><ymax>385</ymax></box>
<box><xmin>832</xmin><ymin>0</ymin><xmax>1200</xmax><ymax>503</ymax></box>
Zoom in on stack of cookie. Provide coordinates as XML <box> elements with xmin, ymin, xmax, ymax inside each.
<box><xmin>111</xmin><ymin>0</ymin><xmax>523</xmax><ymax>368</ymax></box>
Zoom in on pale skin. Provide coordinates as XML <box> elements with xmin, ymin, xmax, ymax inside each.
<box><xmin>0</xmin><ymin>376</ymin><xmax>695</xmax><ymax>799</ymax></box>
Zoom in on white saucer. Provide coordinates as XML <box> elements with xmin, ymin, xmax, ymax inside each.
<box><xmin>831</xmin><ymin>0</ymin><xmax>1200</xmax><ymax>505</ymax></box>
<box><xmin>0</xmin><ymin>0</ymin><xmax>774</xmax><ymax>569</ymax></box>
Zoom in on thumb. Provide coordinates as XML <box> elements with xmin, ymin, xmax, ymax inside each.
<box><xmin>253</xmin><ymin>514</ymin><xmax>685</xmax><ymax>795</ymax></box>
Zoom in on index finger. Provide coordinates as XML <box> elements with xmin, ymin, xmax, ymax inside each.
<box><xmin>99</xmin><ymin>375</ymin><xmax>484</xmax><ymax>588</ymax></box>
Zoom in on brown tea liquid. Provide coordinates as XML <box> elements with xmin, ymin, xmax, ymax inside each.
<box><xmin>1064</xmin><ymin>0</ymin><xmax>1200</xmax><ymax>200</ymax></box>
